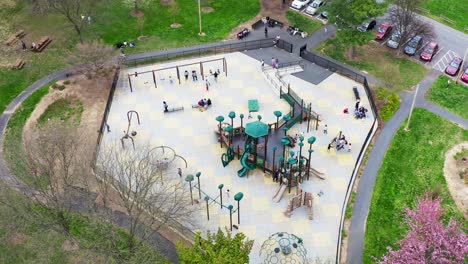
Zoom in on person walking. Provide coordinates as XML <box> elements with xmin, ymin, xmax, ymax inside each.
<box><xmin>323</xmin><ymin>124</ymin><xmax>328</xmax><ymax>134</ymax></box>
<box><xmin>355</xmin><ymin>100</ymin><xmax>360</xmax><ymax>111</ymax></box>
<box><xmin>213</xmin><ymin>71</ymin><xmax>219</xmax><ymax>82</ymax></box>
<box><xmin>327</xmin><ymin>143</ymin><xmax>332</xmax><ymax>152</ymax></box>
<box><xmin>205</xmin><ymin>77</ymin><xmax>211</xmax><ymax>91</ymax></box>
<box><xmin>271</xmin><ymin>57</ymin><xmax>276</xmax><ymax>69</ymax></box>
<box><xmin>275</xmin><ymin>58</ymin><xmax>279</xmax><ymax>69</ymax></box>
<box><xmin>177</xmin><ymin>168</ymin><xmax>182</xmax><ymax>178</ymax></box>
<box><xmin>347</xmin><ymin>143</ymin><xmax>352</xmax><ymax>152</ymax></box>
<box><xmin>192</xmin><ymin>70</ymin><xmax>197</xmax><ymax>81</ymax></box>
<box><xmin>184</xmin><ymin>70</ymin><xmax>189</xmax><ymax>81</ymax></box>
<box><xmin>264</xmin><ymin>27</ymin><xmax>268</xmax><ymax>38</ymax></box>
<box><xmin>261</xmin><ymin>59</ymin><xmax>265</xmax><ymax>70</ymax></box>
<box><xmin>163</xmin><ymin>101</ymin><xmax>168</xmax><ymax>112</ymax></box>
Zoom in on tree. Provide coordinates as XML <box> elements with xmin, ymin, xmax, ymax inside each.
<box><xmin>389</xmin><ymin>0</ymin><xmax>434</xmax><ymax>55</ymax></box>
<box><xmin>0</xmin><ymin>0</ymin><xmax>18</xmax><ymax>68</ymax></box>
<box><xmin>326</xmin><ymin>0</ymin><xmax>385</xmax><ymax>59</ymax></box>
<box><xmin>68</xmin><ymin>41</ymin><xmax>119</xmax><ymax>78</ymax></box>
<box><xmin>177</xmin><ymin>228</ymin><xmax>254</xmax><ymax>264</ymax></box>
<box><xmin>24</xmin><ymin>121</ymin><xmax>91</xmax><ymax>233</ymax></box>
<box><xmin>94</xmin><ymin>143</ymin><xmax>196</xmax><ymax>251</ymax></box>
<box><xmin>40</xmin><ymin>0</ymin><xmax>96</xmax><ymax>43</ymax></box>
<box><xmin>377</xmin><ymin>194</ymin><xmax>468</xmax><ymax>264</ymax></box>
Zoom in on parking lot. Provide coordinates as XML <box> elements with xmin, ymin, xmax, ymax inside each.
<box><xmin>289</xmin><ymin>2</ymin><xmax>468</xmax><ymax>77</ymax></box>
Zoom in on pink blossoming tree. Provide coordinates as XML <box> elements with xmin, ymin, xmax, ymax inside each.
<box><xmin>378</xmin><ymin>195</ymin><xmax>467</xmax><ymax>264</ymax></box>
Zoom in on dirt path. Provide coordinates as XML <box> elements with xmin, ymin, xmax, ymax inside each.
<box><xmin>443</xmin><ymin>142</ymin><xmax>468</xmax><ymax>217</ymax></box>
<box><xmin>226</xmin><ymin>0</ymin><xmax>292</xmax><ymax>39</ymax></box>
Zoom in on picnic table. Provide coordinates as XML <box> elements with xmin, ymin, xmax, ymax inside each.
<box><xmin>11</xmin><ymin>59</ymin><xmax>25</xmax><ymax>70</ymax></box>
<box><xmin>4</xmin><ymin>30</ymin><xmax>26</xmax><ymax>46</ymax></box>
<box><xmin>32</xmin><ymin>36</ymin><xmax>52</xmax><ymax>52</ymax></box>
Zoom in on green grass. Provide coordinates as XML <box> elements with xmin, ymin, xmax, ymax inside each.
<box><xmin>3</xmin><ymin>85</ymin><xmax>50</xmax><ymax>186</ymax></box>
<box><xmin>37</xmin><ymin>98</ymin><xmax>84</xmax><ymax>126</ymax></box>
<box><xmin>376</xmin><ymin>87</ymin><xmax>401</xmax><ymax>122</ymax></box>
<box><xmin>426</xmin><ymin>75</ymin><xmax>468</xmax><ymax>119</ymax></box>
<box><xmin>91</xmin><ymin>0</ymin><xmax>260</xmax><ymax>54</ymax></box>
<box><xmin>421</xmin><ymin>0</ymin><xmax>468</xmax><ymax>32</ymax></box>
<box><xmin>286</xmin><ymin>11</ymin><xmax>322</xmax><ymax>33</ymax></box>
<box><xmin>453</xmin><ymin>147</ymin><xmax>468</xmax><ymax>160</ymax></box>
<box><xmin>316</xmin><ymin>38</ymin><xmax>429</xmax><ymax>91</ymax></box>
<box><xmin>363</xmin><ymin>108</ymin><xmax>468</xmax><ymax>263</ymax></box>
<box><xmin>0</xmin><ymin>191</ymin><xmax>167</xmax><ymax>264</ymax></box>
<box><xmin>344</xmin><ymin>191</ymin><xmax>357</xmax><ymax>219</ymax></box>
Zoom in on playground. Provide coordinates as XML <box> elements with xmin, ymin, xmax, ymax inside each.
<box><xmin>101</xmin><ymin>51</ymin><xmax>376</xmax><ymax>262</ymax></box>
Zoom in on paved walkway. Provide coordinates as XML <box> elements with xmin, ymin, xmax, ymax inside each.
<box><xmin>0</xmin><ymin>18</ymin><xmax>466</xmax><ymax>264</ymax></box>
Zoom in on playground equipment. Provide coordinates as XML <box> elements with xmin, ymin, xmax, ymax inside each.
<box><xmin>284</xmin><ymin>183</ymin><xmax>314</xmax><ymax>220</ymax></box>
<box><xmin>259</xmin><ymin>232</ymin><xmax>307</xmax><ymax>264</ymax></box>
<box><xmin>121</xmin><ymin>110</ymin><xmax>140</xmax><ymax>149</ymax></box>
<box><xmin>221</xmin><ymin>146</ymin><xmax>235</xmax><ymax>167</ymax></box>
<box><xmin>237</xmin><ymin>139</ymin><xmax>256</xmax><ymax>177</ymax></box>
<box><xmin>272</xmin><ymin>178</ymin><xmax>288</xmax><ymax>203</ymax></box>
<box><xmin>309</xmin><ymin>167</ymin><xmax>325</xmax><ymax>180</ymax></box>
<box><xmin>126</xmin><ymin>57</ymin><xmax>227</xmax><ymax>91</ymax></box>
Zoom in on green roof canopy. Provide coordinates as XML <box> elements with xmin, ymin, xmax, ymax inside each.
<box><xmin>245</xmin><ymin>120</ymin><xmax>269</xmax><ymax>138</ymax></box>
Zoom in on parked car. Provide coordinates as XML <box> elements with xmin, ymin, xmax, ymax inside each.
<box><xmin>305</xmin><ymin>0</ymin><xmax>324</xmax><ymax>15</ymax></box>
<box><xmin>445</xmin><ymin>57</ymin><xmax>463</xmax><ymax>76</ymax></box>
<box><xmin>357</xmin><ymin>19</ymin><xmax>376</xmax><ymax>32</ymax></box>
<box><xmin>291</xmin><ymin>0</ymin><xmax>310</xmax><ymax>9</ymax></box>
<box><xmin>320</xmin><ymin>11</ymin><xmax>328</xmax><ymax>19</ymax></box>
<box><xmin>404</xmin><ymin>35</ymin><xmax>423</xmax><ymax>56</ymax></box>
<box><xmin>375</xmin><ymin>23</ymin><xmax>393</xmax><ymax>40</ymax></box>
<box><xmin>386</xmin><ymin>31</ymin><xmax>401</xmax><ymax>49</ymax></box>
<box><xmin>420</xmin><ymin>42</ymin><xmax>438</xmax><ymax>61</ymax></box>
<box><xmin>461</xmin><ymin>68</ymin><xmax>468</xmax><ymax>83</ymax></box>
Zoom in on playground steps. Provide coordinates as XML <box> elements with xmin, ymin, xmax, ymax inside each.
<box><xmin>261</xmin><ymin>65</ymin><xmax>304</xmax><ymax>97</ymax></box>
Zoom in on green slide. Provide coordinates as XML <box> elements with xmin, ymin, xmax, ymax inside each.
<box><xmin>237</xmin><ymin>141</ymin><xmax>256</xmax><ymax>177</ymax></box>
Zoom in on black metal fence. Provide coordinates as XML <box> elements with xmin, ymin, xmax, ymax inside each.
<box><xmin>125</xmin><ymin>38</ymin><xmax>293</xmax><ymax>67</ymax></box>
<box><xmin>93</xmin><ymin>67</ymin><xmax>121</xmax><ymax>166</ymax></box>
<box><xmin>299</xmin><ymin>49</ymin><xmax>379</xmax><ymax>264</ymax></box>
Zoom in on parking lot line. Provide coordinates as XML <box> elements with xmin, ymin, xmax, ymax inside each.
<box><xmin>426</xmin><ymin>47</ymin><xmax>444</xmax><ymax>65</ymax></box>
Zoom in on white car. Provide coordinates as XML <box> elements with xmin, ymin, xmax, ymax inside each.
<box><xmin>291</xmin><ymin>0</ymin><xmax>310</xmax><ymax>10</ymax></box>
<box><xmin>305</xmin><ymin>0</ymin><xmax>324</xmax><ymax>15</ymax></box>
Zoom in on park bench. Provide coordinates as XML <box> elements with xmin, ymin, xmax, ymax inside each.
<box><xmin>251</xmin><ymin>18</ymin><xmax>284</xmax><ymax>30</ymax></box>
<box><xmin>4</xmin><ymin>30</ymin><xmax>26</xmax><ymax>46</ymax></box>
<box><xmin>352</xmin><ymin>86</ymin><xmax>360</xmax><ymax>100</ymax></box>
<box><xmin>32</xmin><ymin>36</ymin><xmax>52</xmax><ymax>52</ymax></box>
<box><xmin>248</xmin><ymin>99</ymin><xmax>259</xmax><ymax>113</ymax></box>
<box><xmin>164</xmin><ymin>106</ymin><xmax>184</xmax><ymax>113</ymax></box>
<box><xmin>11</xmin><ymin>59</ymin><xmax>25</xmax><ymax>70</ymax></box>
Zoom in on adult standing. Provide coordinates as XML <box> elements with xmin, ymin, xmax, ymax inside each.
<box><xmin>163</xmin><ymin>101</ymin><xmax>168</xmax><ymax>112</ymax></box>
<box><xmin>184</xmin><ymin>70</ymin><xmax>189</xmax><ymax>81</ymax></box>
<box><xmin>264</xmin><ymin>27</ymin><xmax>268</xmax><ymax>38</ymax></box>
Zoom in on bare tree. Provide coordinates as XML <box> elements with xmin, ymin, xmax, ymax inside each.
<box><xmin>68</xmin><ymin>40</ymin><xmax>119</xmax><ymax>78</ymax></box>
<box><xmin>95</xmin><ymin>143</ymin><xmax>197</xmax><ymax>251</ymax></box>
<box><xmin>23</xmin><ymin>120</ymin><xmax>92</xmax><ymax>233</ymax></box>
<box><xmin>389</xmin><ymin>0</ymin><xmax>435</xmax><ymax>55</ymax></box>
<box><xmin>0</xmin><ymin>0</ymin><xmax>19</xmax><ymax>68</ymax></box>
<box><xmin>40</xmin><ymin>0</ymin><xmax>96</xmax><ymax>43</ymax></box>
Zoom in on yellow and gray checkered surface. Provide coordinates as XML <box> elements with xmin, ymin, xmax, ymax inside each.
<box><xmin>102</xmin><ymin>52</ymin><xmax>375</xmax><ymax>263</ymax></box>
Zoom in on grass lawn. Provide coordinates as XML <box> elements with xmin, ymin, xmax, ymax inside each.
<box><xmin>376</xmin><ymin>87</ymin><xmax>401</xmax><ymax>122</ymax></box>
<box><xmin>316</xmin><ymin>38</ymin><xmax>429</xmax><ymax>91</ymax></box>
<box><xmin>37</xmin><ymin>98</ymin><xmax>84</xmax><ymax>126</ymax></box>
<box><xmin>363</xmin><ymin>108</ymin><xmax>468</xmax><ymax>263</ymax></box>
<box><xmin>286</xmin><ymin>11</ymin><xmax>322</xmax><ymax>33</ymax></box>
<box><xmin>421</xmin><ymin>0</ymin><xmax>468</xmax><ymax>32</ymax></box>
<box><xmin>426</xmin><ymin>75</ymin><xmax>468</xmax><ymax>119</ymax></box>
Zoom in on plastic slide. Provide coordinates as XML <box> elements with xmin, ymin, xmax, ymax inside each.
<box><xmin>310</xmin><ymin>168</ymin><xmax>325</xmax><ymax>180</ymax></box>
<box><xmin>237</xmin><ymin>151</ymin><xmax>256</xmax><ymax>177</ymax></box>
<box><xmin>272</xmin><ymin>184</ymin><xmax>287</xmax><ymax>203</ymax></box>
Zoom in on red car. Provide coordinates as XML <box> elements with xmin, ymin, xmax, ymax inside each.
<box><xmin>420</xmin><ymin>42</ymin><xmax>438</xmax><ymax>62</ymax></box>
<box><xmin>461</xmin><ymin>68</ymin><xmax>468</xmax><ymax>83</ymax></box>
<box><xmin>375</xmin><ymin>23</ymin><xmax>392</xmax><ymax>40</ymax></box>
<box><xmin>445</xmin><ymin>57</ymin><xmax>463</xmax><ymax>76</ymax></box>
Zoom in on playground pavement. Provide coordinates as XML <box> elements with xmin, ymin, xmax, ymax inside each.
<box><xmin>102</xmin><ymin>51</ymin><xmax>375</xmax><ymax>262</ymax></box>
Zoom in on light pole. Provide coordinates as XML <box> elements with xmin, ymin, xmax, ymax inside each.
<box><xmin>307</xmin><ymin>136</ymin><xmax>316</xmax><ymax>180</ymax></box>
<box><xmin>234</xmin><ymin>192</ymin><xmax>244</xmax><ymax>225</ymax></box>
<box><xmin>274</xmin><ymin>111</ymin><xmax>282</xmax><ymax>129</ymax></box>
<box><xmin>218</xmin><ymin>184</ymin><xmax>224</xmax><ymax>208</ymax></box>
<box><xmin>228</xmin><ymin>205</ymin><xmax>234</xmax><ymax>231</ymax></box>
<box><xmin>216</xmin><ymin>115</ymin><xmax>225</xmax><ymax>148</ymax></box>
<box><xmin>185</xmin><ymin>174</ymin><xmax>194</xmax><ymax>205</ymax></box>
<box><xmin>198</xmin><ymin>0</ymin><xmax>205</xmax><ymax>36</ymax></box>
<box><xmin>204</xmin><ymin>196</ymin><xmax>210</xmax><ymax>220</ymax></box>
<box><xmin>196</xmin><ymin>172</ymin><xmax>201</xmax><ymax>199</ymax></box>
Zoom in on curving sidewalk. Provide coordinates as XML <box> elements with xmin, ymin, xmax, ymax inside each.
<box><xmin>347</xmin><ymin>69</ymin><xmax>468</xmax><ymax>263</ymax></box>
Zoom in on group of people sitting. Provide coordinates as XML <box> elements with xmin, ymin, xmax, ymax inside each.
<box><xmin>237</xmin><ymin>28</ymin><xmax>250</xmax><ymax>40</ymax></box>
<box><xmin>197</xmin><ymin>98</ymin><xmax>212</xmax><ymax>109</ymax></box>
<box><xmin>354</xmin><ymin>106</ymin><xmax>368</xmax><ymax>119</ymax></box>
<box><xmin>116</xmin><ymin>41</ymin><xmax>136</xmax><ymax>49</ymax></box>
<box><xmin>287</xmin><ymin>26</ymin><xmax>307</xmax><ymax>38</ymax></box>
<box><xmin>335</xmin><ymin>134</ymin><xmax>348</xmax><ymax>151</ymax></box>
<box><xmin>262</xmin><ymin>16</ymin><xmax>280</xmax><ymax>28</ymax></box>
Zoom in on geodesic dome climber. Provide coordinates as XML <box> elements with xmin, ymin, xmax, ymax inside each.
<box><xmin>259</xmin><ymin>232</ymin><xmax>307</xmax><ymax>264</ymax></box>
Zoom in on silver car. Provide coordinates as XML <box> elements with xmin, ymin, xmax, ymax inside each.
<box><xmin>386</xmin><ymin>31</ymin><xmax>401</xmax><ymax>49</ymax></box>
<box><xmin>305</xmin><ymin>0</ymin><xmax>324</xmax><ymax>15</ymax></box>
